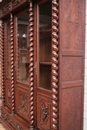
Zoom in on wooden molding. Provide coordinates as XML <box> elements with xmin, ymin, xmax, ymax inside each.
<box><xmin>29</xmin><ymin>1</ymin><xmax>34</xmax><ymax>129</ymax></box>
<box><xmin>52</xmin><ymin>0</ymin><xmax>59</xmax><ymax>129</ymax></box>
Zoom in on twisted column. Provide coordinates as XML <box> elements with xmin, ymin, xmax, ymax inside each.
<box><xmin>10</xmin><ymin>13</ymin><xmax>15</xmax><ymax>115</ymax></box>
<box><xmin>29</xmin><ymin>1</ymin><xmax>34</xmax><ymax>129</ymax></box>
<box><xmin>0</xmin><ymin>20</ymin><xmax>5</xmax><ymax>107</ymax></box>
<box><xmin>52</xmin><ymin>0</ymin><xmax>59</xmax><ymax>129</ymax></box>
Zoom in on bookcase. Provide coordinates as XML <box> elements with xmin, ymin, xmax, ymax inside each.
<box><xmin>0</xmin><ymin>0</ymin><xmax>85</xmax><ymax>130</ymax></box>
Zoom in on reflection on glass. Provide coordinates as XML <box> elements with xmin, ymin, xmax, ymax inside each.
<box><xmin>39</xmin><ymin>1</ymin><xmax>52</xmax><ymax>90</ymax></box>
<box><xmin>17</xmin><ymin>12</ymin><xmax>29</xmax><ymax>84</ymax></box>
<box><xmin>6</xmin><ymin>20</ymin><xmax>10</xmax><ymax>78</ymax></box>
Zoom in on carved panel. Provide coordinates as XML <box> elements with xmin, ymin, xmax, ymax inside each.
<box><xmin>37</xmin><ymin>93</ymin><xmax>51</xmax><ymax>130</ymax></box>
<box><xmin>62</xmin><ymin>57</ymin><xmax>82</xmax><ymax>82</ymax></box>
<box><xmin>61</xmin><ymin>86</ymin><xmax>82</xmax><ymax>130</ymax></box>
<box><xmin>61</xmin><ymin>0</ymin><xmax>84</xmax><ymax>50</ymax></box>
<box><xmin>5</xmin><ymin>83</ymin><xmax>11</xmax><ymax>108</ymax></box>
<box><xmin>16</xmin><ymin>89</ymin><xmax>30</xmax><ymax>121</ymax></box>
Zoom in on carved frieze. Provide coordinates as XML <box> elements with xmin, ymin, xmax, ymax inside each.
<box><xmin>0</xmin><ymin>0</ymin><xmax>24</xmax><ymax>17</ymax></box>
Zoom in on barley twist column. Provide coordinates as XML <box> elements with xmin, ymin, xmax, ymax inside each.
<box><xmin>10</xmin><ymin>13</ymin><xmax>15</xmax><ymax>115</ymax></box>
<box><xmin>52</xmin><ymin>0</ymin><xmax>59</xmax><ymax>129</ymax></box>
<box><xmin>29</xmin><ymin>1</ymin><xmax>34</xmax><ymax>129</ymax></box>
<box><xmin>0</xmin><ymin>20</ymin><xmax>5</xmax><ymax>108</ymax></box>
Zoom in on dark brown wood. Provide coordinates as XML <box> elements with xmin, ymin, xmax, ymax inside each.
<box><xmin>59</xmin><ymin>0</ymin><xmax>85</xmax><ymax>130</ymax></box>
<box><xmin>0</xmin><ymin>20</ymin><xmax>5</xmax><ymax>107</ymax></box>
<box><xmin>29</xmin><ymin>2</ymin><xmax>34</xmax><ymax>129</ymax></box>
<box><xmin>10</xmin><ymin>13</ymin><xmax>15</xmax><ymax>115</ymax></box>
<box><xmin>52</xmin><ymin>0</ymin><xmax>59</xmax><ymax>129</ymax></box>
<box><xmin>0</xmin><ymin>0</ymin><xmax>85</xmax><ymax>130</ymax></box>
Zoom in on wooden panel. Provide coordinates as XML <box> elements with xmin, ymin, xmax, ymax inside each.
<box><xmin>61</xmin><ymin>86</ymin><xmax>82</xmax><ymax>130</ymax></box>
<box><xmin>60</xmin><ymin>0</ymin><xmax>85</xmax><ymax>130</ymax></box>
<box><xmin>5</xmin><ymin>81</ymin><xmax>11</xmax><ymax>108</ymax></box>
<box><xmin>15</xmin><ymin>86</ymin><xmax>30</xmax><ymax>121</ymax></box>
<box><xmin>60</xmin><ymin>0</ymin><xmax>84</xmax><ymax>51</ymax></box>
<box><xmin>37</xmin><ymin>92</ymin><xmax>52</xmax><ymax>130</ymax></box>
<box><xmin>61</xmin><ymin>57</ymin><xmax>83</xmax><ymax>82</ymax></box>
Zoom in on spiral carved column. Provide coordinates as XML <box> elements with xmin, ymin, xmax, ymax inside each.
<box><xmin>10</xmin><ymin>13</ymin><xmax>15</xmax><ymax>115</ymax></box>
<box><xmin>0</xmin><ymin>20</ymin><xmax>5</xmax><ymax>107</ymax></box>
<box><xmin>29</xmin><ymin>1</ymin><xmax>34</xmax><ymax>129</ymax></box>
<box><xmin>52</xmin><ymin>0</ymin><xmax>59</xmax><ymax>130</ymax></box>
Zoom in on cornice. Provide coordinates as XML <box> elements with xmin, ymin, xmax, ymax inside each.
<box><xmin>0</xmin><ymin>0</ymin><xmax>30</xmax><ymax>18</ymax></box>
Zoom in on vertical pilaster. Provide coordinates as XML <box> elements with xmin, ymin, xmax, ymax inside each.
<box><xmin>29</xmin><ymin>1</ymin><xmax>34</xmax><ymax>129</ymax></box>
<box><xmin>10</xmin><ymin>13</ymin><xmax>15</xmax><ymax>115</ymax></box>
<box><xmin>52</xmin><ymin>0</ymin><xmax>59</xmax><ymax>129</ymax></box>
<box><xmin>0</xmin><ymin>20</ymin><xmax>5</xmax><ymax>109</ymax></box>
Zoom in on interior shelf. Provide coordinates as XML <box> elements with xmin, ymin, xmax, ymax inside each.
<box><xmin>39</xmin><ymin>62</ymin><xmax>52</xmax><ymax>65</ymax></box>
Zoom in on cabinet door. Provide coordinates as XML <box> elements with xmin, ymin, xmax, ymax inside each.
<box><xmin>35</xmin><ymin>0</ymin><xmax>59</xmax><ymax>129</ymax></box>
<box><xmin>14</xmin><ymin>10</ymin><xmax>31</xmax><ymax>122</ymax></box>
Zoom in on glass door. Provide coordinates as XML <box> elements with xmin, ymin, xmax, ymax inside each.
<box><xmin>36</xmin><ymin>0</ymin><xmax>52</xmax><ymax>129</ymax></box>
<box><xmin>14</xmin><ymin>10</ymin><xmax>30</xmax><ymax>124</ymax></box>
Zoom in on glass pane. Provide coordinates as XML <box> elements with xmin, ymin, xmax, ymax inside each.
<box><xmin>39</xmin><ymin>1</ymin><xmax>52</xmax><ymax>90</ymax></box>
<box><xmin>6</xmin><ymin>20</ymin><xmax>10</xmax><ymax>78</ymax></box>
<box><xmin>17</xmin><ymin>12</ymin><xmax>29</xmax><ymax>84</ymax></box>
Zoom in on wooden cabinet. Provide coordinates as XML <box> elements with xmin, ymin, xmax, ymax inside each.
<box><xmin>0</xmin><ymin>0</ymin><xmax>85</xmax><ymax>130</ymax></box>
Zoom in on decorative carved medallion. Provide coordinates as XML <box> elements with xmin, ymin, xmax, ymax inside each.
<box><xmin>41</xmin><ymin>101</ymin><xmax>49</xmax><ymax>124</ymax></box>
<box><xmin>0</xmin><ymin>0</ymin><xmax>23</xmax><ymax>18</ymax></box>
<box><xmin>37</xmin><ymin>93</ymin><xmax>51</xmax><ymax>130</ymax></box>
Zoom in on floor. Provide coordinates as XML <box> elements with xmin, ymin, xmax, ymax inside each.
<box><xmin>0</xmin><ymin>123</ymin><xmax>6</xmax><ymax>130</ymax></box>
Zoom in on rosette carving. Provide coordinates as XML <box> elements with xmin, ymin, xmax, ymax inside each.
<box><xmin>52</xmin><ymin>0</ymin><xmax>59</xmax><ymax>129</ymax></box>
<box><xmin>29</xmin><ymin>1</ymin><xmax>34</xmax><ymax>129</ymax></box>
<box><xmin>10</xmin><ymin>13</ymin><xmax>15</xmax><ymax>115</ymax></box>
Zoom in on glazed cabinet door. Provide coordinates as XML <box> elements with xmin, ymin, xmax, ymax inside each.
<box><xmin>3</xmin><ymin>15</ymin><xmax>14</xmax><ymax>113</ymax></box>
<box><xmin>34</xmin><ymin>0</ymin><xmax>59</xmax><ymax>129</ymax></box>
<box><xmin>14</xmin><ymin>9</ymin><xmax>31</xmax><ymax>126</ymax></box>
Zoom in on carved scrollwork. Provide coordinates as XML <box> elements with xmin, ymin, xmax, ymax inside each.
<box><xmin>29</xmin><ymin>1</ymin><xmax>34</xmax><ymax>129</ymax></box>
<box><xmin>10</xmin><ymin>13</ymin><xmax>15</xmax><ymax>115</ymax></box>
<box><xmin>52</xmin><ymin>0</ymin><xmax>59</xmax><ymax>130</ymax></box>
<box><xmin>41</xmin><ymin>101</ymin><xmax>49</xmax><ymax>125</ymax></box>
<box><xmin>2</xmin><ymin>111</ymin><xmax>23</xmax><ymax>130</ymax></box>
